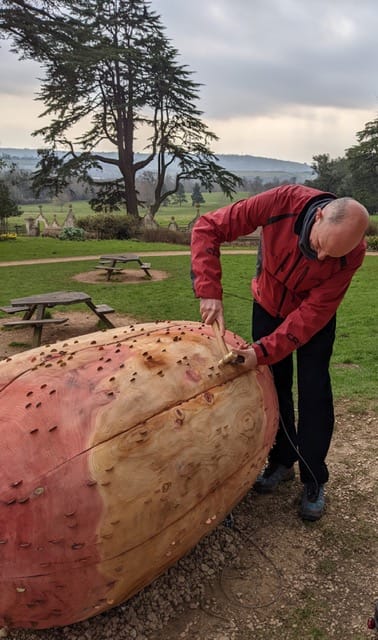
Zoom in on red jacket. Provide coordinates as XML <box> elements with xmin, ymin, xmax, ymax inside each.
<box><xmin>191</xmin><ymin>185</ymin><xmax>366</xmax><ymax>365</ymax></box>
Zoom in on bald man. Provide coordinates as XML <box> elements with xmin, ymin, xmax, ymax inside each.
<box><xmin>191</xmin><ymin>185</ymin><xmax>369</xmax><ymax>521</ymax></box>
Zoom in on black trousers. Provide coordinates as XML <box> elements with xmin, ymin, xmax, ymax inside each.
<box><xmin>252</xmin><ymin>301</ymin><xmax>336</xmax><ymax>484</ymax></box>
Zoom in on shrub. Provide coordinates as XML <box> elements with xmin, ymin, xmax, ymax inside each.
<box><xmin>366</xmin><ymin>219</ymin><xmax>378</xmax><ymax>236</ymax></box>
<box><xmin>366</xmin><ymin>235</ymin><xmax>378</xmax><ymax>251</ymax></box>
<box><xmin>140</xmin><ymin>227</ymin><xmax>190</xmax><ymax>245</ymax></box>
<box><xmin>77</xmin><ymin>214</ymin><xmax>139</xmax><ymax>239</ymax></box>
<box><xmin>59</xmin><ymin>227</ymin><xmax>85</xmax><ymax>241</ymax></box>
<box><xmin>0</xmin><ymin>232</ymin><xmax>17</xmax><ymax>241</ymax></box>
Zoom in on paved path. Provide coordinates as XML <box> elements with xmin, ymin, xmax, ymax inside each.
<box><xmin>0</xmin><ymin>248</ymin><xmax>376</xmax><ymax>268</ymax></box>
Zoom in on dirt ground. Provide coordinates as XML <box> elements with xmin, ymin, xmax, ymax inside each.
<box><xmin>156</xmin><ymin>399</ymin><xmax>378</xmax><ymax>640</ymax></box>
<box><xmin>0</xmin><ymin>314</ymin><xmax>377</xmax><ymax>640</ymax></box>
<box><xmin>72</xmin><ymin>267</ymin><xmax>169</xmax><ymax>285</ymax></box>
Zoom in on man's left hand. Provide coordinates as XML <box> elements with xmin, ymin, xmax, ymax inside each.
<box><xmin>232</xmin><ymin>344</ymin><xmax>258</xmax><ymax>369</ymax></box>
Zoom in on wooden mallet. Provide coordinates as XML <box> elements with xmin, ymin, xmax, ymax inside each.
<box><xmin>212</xmin><ymin>321</ymin><xmax>242</xmax><ymax>367</ymax></box>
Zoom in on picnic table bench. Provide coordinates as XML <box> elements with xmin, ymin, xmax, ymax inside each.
<box><xmin>1</xmin><ymin>291</ymin><xmax>116</xmax><ymax>347</ymax></box>
<box><xmin>0</xmin><ymin>305</ymin><xmax>31</xmax><ymax>315</ymax></box>
<box><xmin>96</xmin><ymin>254</ymin><xmax>152</xmax><ymax>280</ymax></box>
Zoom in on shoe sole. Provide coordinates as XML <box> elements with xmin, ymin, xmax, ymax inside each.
<box><xmin>299</xmin><ymin>502</ymin><xmax>325</xmax><ymax>521</ymax></box>
<box><xmin>299</xmin><ymin>510</ymin><xmax>324</xmax><ymax>522</ymax></box>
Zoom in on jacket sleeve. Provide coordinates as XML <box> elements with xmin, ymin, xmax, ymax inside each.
<box><xmin>252</xmin><ymin>245</ymin><xmax>366</xmax><ymax>365</ymax></box>
<box><xmin>190</xmin><ymin>193</ymin><xmax>277</xmax><ymax>299</ymax></box>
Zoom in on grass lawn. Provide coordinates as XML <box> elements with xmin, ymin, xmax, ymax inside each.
<box><xmin>0</xmin><ymin>250</ymin><xmax>376</xmax><ymax>407</ymax></box>
<box><xmin>0</xmin><ymin>236</ymin><xmax>190</xmax><ymax>260</ymax></box>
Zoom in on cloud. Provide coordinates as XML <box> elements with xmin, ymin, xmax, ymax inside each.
<box><xmin>0</xmin><ymin>46</ymin><xmax>41</xmax><ymax>96</ymax></box>
<box><xmin>207</xmin><ymin>106</ymin><xmax>373</xmax><ymax>160</ymax></box>
<box><xmin>154</xmin><ymin>0</ymin><xmax>378</xmax><ymax>117</ymax></box>
<box><xmin>0</xmin><ymin>0</ymin><xmax>377</xmax><ymax>161</ymax></box>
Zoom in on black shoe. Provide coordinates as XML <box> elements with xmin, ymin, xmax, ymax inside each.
<box><xmin>254</xmin><ymin>462</ymin><xmax>295</xmax><ymax>494</ymax></box>
<box><xmin>299</xmin><ymin>483</ymin><xmax>325</xmax><ymax>521</ymax></box>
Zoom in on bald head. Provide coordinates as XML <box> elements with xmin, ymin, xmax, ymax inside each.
<box><xmin>309</xmin><ymin>197</ymin><xmax>369</xmax><ymax>260</ymax></box>
<box><xmin>324</xmin><ymin>198</ymin><xmax>369</xmax><ymax>226</ymax></box>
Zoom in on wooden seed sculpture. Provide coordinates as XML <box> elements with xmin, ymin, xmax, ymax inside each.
<box><xmin>0</xmin><ymin>321</ymin><xmax>278</xmax><ymax>630</ymax></box>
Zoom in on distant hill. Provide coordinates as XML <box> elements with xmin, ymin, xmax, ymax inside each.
<box><xmin>0</xmin><ymin>147</ymin><xmax>314</xmax><ymax>183</ymax></box>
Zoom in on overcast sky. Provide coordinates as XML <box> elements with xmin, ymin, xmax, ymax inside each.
<box><xmin>0</xmin><ymin>0</ymin><xmax>377</xmax><ymax>163</ymax></box>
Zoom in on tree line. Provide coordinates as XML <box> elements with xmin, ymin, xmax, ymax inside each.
<box><xmin>0</xmin><ymin>157</ymin><xmax>210</xmax><ymax>215</ymax></box>
<box><xmin>304</xmin><ymin>117</ymin><xmax>378</xmax><ymax>212</ymax></box>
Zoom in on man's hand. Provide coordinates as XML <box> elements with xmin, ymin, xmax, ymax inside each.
<box><xmin>231</xmin><ymin>344</ymin><xmax>258</xmax><ymax>370</ymax></box>
<box><xmin>200</xmin><ymin>298</ymin><xmax>225</xmax><ymax>334</ymax></box>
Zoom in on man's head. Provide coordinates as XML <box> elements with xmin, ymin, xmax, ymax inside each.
<box><xmin>309</xmin><ymin>197</ymin><xmax>369</xmax><ymax>261</ymax></box>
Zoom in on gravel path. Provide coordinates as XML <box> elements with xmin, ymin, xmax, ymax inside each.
<box><xmin>1</xmin><ymin>404</ymin><xmax>376</xmax><ymax>640</ymax></box>
<box><xmin>0</xmin><ymin>249</ymin><xmax>259</xmax><ymax>268</ymax></box>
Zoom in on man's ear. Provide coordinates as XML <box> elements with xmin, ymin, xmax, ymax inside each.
<box><xmin>315</xmin><ymin>206</ymin><xmax>324</xmax><ymax>222</ymax></box>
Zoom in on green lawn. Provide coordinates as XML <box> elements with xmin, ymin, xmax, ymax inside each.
<box><xmin>0</xmin><ymin>250</ymin><xmax>376</xmax><ymax>407</ymax></box>
<box><xmin>0</xmin><ymin>236</ymin><xmax>189</xmax><ymax>260</ymax></box>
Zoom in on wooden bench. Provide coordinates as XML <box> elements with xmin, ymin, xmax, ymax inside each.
<box><xmin>2</xmin><ymin>318</ymin><xmax>69</xmax><ymax>347</ymax></box>
<box><xmin>83</xmin><ymin>301</ymin><xmax>115</xmax><ymax>328</ymax></box>
<box><xmin>93</xmin><ymin>304</ymin><xmax>115</xmax><ymax>314</ymax></box>
<box><xmin>95</xmin><ymin>263</ymin><xmax>122</xmax><ymax>269</ymax></box>
<box><xmin>2</xmin><ymin>318</ymin><xmax>69</xmax><ymax>328</ymax></box>
<box><xmin>95</xmin><ymin>266</ymin><xmax>123</xmax><ymax>272</ymax></box>
<box><xmin>95</xmin><ymin>266</ymin><xmax>124</xmax><ymax>280</ymax></box>
<box><xmin>0</xmin><ymin>305</ymin><xmax>30</xmax><ymax>315</ymax></box>
<box><xmin>139</xmin><ymin>262</ymin><xmax>152</xmax><ymax>277</ymax></box>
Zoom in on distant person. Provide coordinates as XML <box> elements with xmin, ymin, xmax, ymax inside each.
<box><xmin>190</xmin><ymin>184</ymin><xmax>369</xmax><ymax>521</ymax></box>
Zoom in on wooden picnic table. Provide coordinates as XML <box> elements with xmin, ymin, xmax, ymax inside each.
<box><xmin>1</xmin><ymin>290</ymin><xmax>115</xmax><ymax>347</ymax></box>
<box><xmin>96</xmin><ymin>253</ymin><xmax>152</xmax><ymax>280</ymax></box>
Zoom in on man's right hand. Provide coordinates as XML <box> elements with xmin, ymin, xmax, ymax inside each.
<box><xmin>200</xmin><ymin>298</ymin><xmax>225</xmax><ymax>334</ymax></box>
